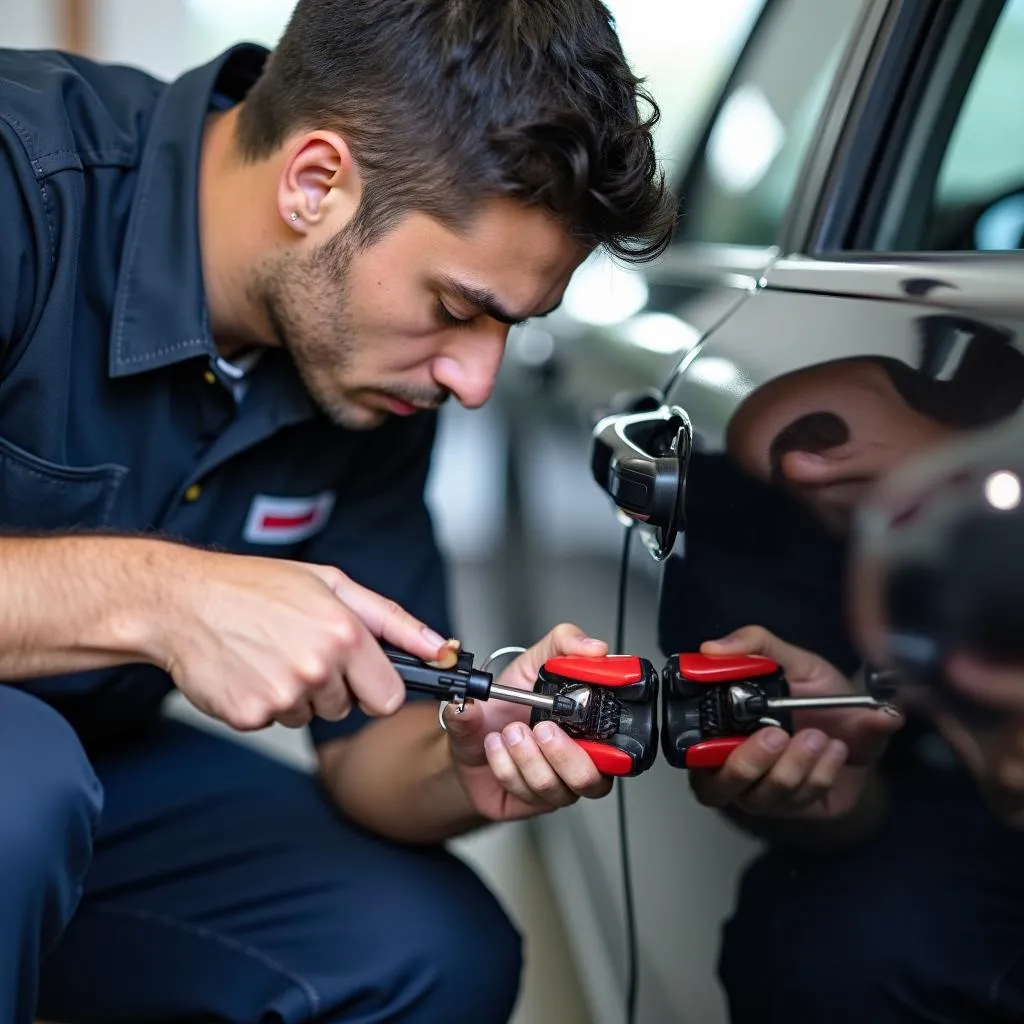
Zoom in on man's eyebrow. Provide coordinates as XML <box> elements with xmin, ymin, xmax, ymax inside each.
<box><xmin>442</xmin><ymin>277</ymin><xmax>562</xmax><ymax>326</ymax></box>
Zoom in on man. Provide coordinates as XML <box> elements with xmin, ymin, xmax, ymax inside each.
<box><xmin>0</xmin><ymin>2</ymin><xmax>676</xmax><ymax>1021</ymax></box>
<box><xmin>660</xmin><ymin>334</ymin><xmax>1024</xmax><ymax>1022</ymax></box>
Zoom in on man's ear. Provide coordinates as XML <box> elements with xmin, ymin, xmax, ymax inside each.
<box><xmin>778</xmin><ymin>448</ymin><xmax>855</xmax><ymax>485</ymax></box>
<box><xmin>277</xmin><ymin>131</ymin><xmax>361</xmax><ymax>233</ymax></box>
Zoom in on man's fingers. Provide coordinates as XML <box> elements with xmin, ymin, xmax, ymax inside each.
<box><xmin>499</xmin><ymin>723</ymin><xmax>578</xmax><ymax>808</ymax></box>
<box><xmin>832</xmin><ymin>704</ymin><xmax>905</xmax><ymax>766</ymax></box>
<box><xmin>500</xmin><ymin>623</ymin><xmax>607</xmax><ymax>693</ymax></box>
<box><xmin>275</xmin><ymin>701</ymin><xmax>316</xmax><ymax>729</ymax></box>
<box><xmin>932</xmin><ymin>710</ymin><xmax>987</xmax><ymax>778</ymax></box>
<box><xmin>336</xmin><ymin>631</ymin><xmax>406</xmax><ymax>717</ymax></box>
<box><xmin>483</xmin><ymin>730</ymin><xmax>549</xmax><ymax>808</ymax></box>
<box><xmin>737</xmin><ymin>730</ymin><xmax>827</xmax><ymax>813</ymax></box>
<box><xmin>693</xmin><ymin>729</ymin><xmax>852</xmax><ymax>818</ymax></box>
<box><xmin>690</xmin><ymin>728</ymin><xmax>787</xmax><ymax>807</ymax></box>
<box><xmin>309</xmin><ymin>665</ymin><xmax>354</xmax><ymax>723</ymax></box>
<box><xmin>529</xmin><ymin>721</ymin><xmax>611</xmax><ymax>799</ymax></box>
<box><xmin>314</xmin><ymin>565</ymin><xmax>450</xmax><ymax>664</ymax></box>
<box><xmin>803</xmin><ymin>739</ymin><xmax>848</xmax><ymax>794</ymax></box>
<box><xmin>442</xmin><ymin>701</ymin><xmax>491</xmax><ymax>767</ymax></box>
<box><xmin>947</xmin><ymin>654</ymin><xmax>1024</xmax><ymax>711</ymax></box>
<box><xmin>740</xmin><ymin>731</ymin><xmax>847</xmax><ymax>814</ymax></box>
<box><xmin>701</xmin><ymin>625</ymin><xmax>822</xmax><ymax>682</ymax></box>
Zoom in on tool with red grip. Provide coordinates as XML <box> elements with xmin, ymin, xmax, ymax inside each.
<box><xmin>661</xmin><ymin>654</ymin><xmax>789</xmax><ymax>769</ymax></box>
<box><xmin>660</xmin><ymin>653</ymin><xmax>895</xmax><ymax>769</ymax></box>
<box><xmin>529</xmin><ymin>655</ymin><xmax>659</xmax><ymax>777</ymax></box>
<box><xmin>384</xmin><ymin>645</ymin><xmax>658</xmax><ymax>777</ymax></box>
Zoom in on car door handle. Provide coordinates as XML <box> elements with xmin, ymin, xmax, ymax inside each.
<box><xmin>591</xmin><ymin>401</ymin><xmax>692</xmax><ymax>561</ymax></box>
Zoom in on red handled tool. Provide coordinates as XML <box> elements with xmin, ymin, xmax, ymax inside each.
<box><xmin>660</xmin><ymin>653</ymin><xmax>895</xmax><ymax>769</ymax></box>
<box><xmin>384</xmin><ymin>646</ymin><xmax>658</xmax><ymax>777</ymax></box>
<box><xmin>529</xmin><ymin>655</ymin><xmax>659</xmax><ymax>777</ymax></box>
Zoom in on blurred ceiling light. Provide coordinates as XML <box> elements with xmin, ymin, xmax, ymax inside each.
<box><xmin>562</xmin><ymin>254</ymin><xmax>650</xmax><ymax>327</ymax></box>
<box><xmin>185</xmin><ymin>0</ymin><xmax>291</xmax><ymax>17</ymax></box>
<box><xmin>184</xmin><ymin>0</ymin><xmax>292</xmax><ymax>44</ymax></box>
<box><xmin>707</xmin><ymin>83</ymin><xmax>784</xmax><ymax>193</ymax></box>
<box><xmin>984</xmin><ymin>470</ymin><xmax>1022</xmax><ymax>511</ymax></box>
<box><xmin>510</xmin><ymin>326</ymin><xmax>556</xmax><ymax>367</ymax></box>
<box><xmin>685</xmin><ymin>355</ymin><xmax>741</xmax><ymax>389</ymax></box>
<box><xmin>622</xmin><ymin>313</ymin><xmax>701</xmax><ymax>355</ymax></box>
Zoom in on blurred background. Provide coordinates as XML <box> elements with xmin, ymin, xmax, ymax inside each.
<box><xmin>4</xmin><ymin>3</ymin><xmax>771</xmax><ymax>1022</ymax></box>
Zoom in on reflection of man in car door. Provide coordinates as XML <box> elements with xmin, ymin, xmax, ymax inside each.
<box><xmin>728</xmin><ymin>316</ymin><xmax>1024</xmax><ymax>531</ymax></box>
<box><xmin>671</xmin><ymin>321</ymin><xmax>1024</xmax><ymax>1023</ymax></box>
<box><xmin>729</xmin><ymin>359</ymin><xmax>955</xmax><ymax>532</ymax></box>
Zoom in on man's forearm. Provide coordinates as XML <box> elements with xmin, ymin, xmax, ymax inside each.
<box><xmin>318</xmin><ymin>703</ymin><xmax>488</xmax><ymax>845</ymax></box>
<box><xmin>0</xmin><ymin>535</ymin><xmax>168</xmax><ymax>678</ymax></box>
<box><xmin>723</xmin><ymin>768</ymin><xmax>890</xmax><ymax>853</ymax></box>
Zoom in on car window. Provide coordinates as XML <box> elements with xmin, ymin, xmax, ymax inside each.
<box><xmin>676</xmin><ymin>0</ymin><xmax>866</xmax><ymax>248</ymax></box>
<box><xmin>609</xmin><ymin>0</ymin><xmax>766</xmax><ymax>187</ymax></box>
<box><xmin>874</xmin><ymin>0</ymin><xmax>1024</xmax><ymax>252</ymax></box>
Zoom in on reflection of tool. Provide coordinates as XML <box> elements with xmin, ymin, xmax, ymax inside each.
<box><xmin>384</xmin><ymin>646</ymin><xmax>658</xmax><ymax>776</ymax></box>
<box><xmin>661</xmin><ymin>653</ymin><xmax>896</xmax><ymax>769</ymax></box>
<box><xmin>851</xmin><ymin>412</ymin><xmax>1024</xmax><ymax>725</ymax></box>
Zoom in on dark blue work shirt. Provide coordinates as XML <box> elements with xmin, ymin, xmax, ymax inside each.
<box><xmin>0</xmin><ymin>45</ymin><xmax>451</xmax><ymax>746</ymax></box>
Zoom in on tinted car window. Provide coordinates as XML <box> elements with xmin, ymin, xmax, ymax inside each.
<box><xmin>611</xmin><ymin>0</ymin><xmax>766</xmax><ymax>185</ymax></box>
<box><xmin>870</xmin><ymin>0</ymin><xmax>1024</xmax><ymax>252</ymax></box>
<box><xmin>923</xmin><ymin>0</ymin><xmax>1024</xmax><ymax>251</ymax></box>
<box><xmin>677</xmin><ymin>0</ymin><xmax>866</xmax><ymax>247</ymax></box>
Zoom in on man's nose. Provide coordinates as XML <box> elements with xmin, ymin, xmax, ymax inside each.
<box><xmin>431</xmin><ymin>329</ymin><xmax>507</xmax><ymax>409</ymax></box>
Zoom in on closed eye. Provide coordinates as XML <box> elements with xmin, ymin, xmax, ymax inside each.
<box><xmin>437</xmin><ymin>302</ymin><xmax>476</xmax><ymax>329</ymax></box>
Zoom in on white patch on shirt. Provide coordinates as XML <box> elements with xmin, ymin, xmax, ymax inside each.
<box><xmin>243</xmin><ymin>492</ymin><xmax>336</xmax><ymax>545</ymax></box>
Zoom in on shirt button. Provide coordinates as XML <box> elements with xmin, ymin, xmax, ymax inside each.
<box><xmin>184</xmin><ymin>484</ymin><xmax>203</xmax><ymax>502</ymax></box>
<box><xmin>203</xmin><ymin>370</ymin><xmax>217</xmax><ymax>385</ymax></box>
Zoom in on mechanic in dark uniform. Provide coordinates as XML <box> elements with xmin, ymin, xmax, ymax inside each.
<box><xmin>0</xmin><ymin>2</ymin><xmax>676</xmax><ymax>1021</ymax></box>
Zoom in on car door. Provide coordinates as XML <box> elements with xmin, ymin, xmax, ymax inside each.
<box><xmin>525</xmin><ymin>3</ymin><xmax>884</xmax><ymax>1022</ymax></box>
<box><xmin>663</xmin><ymin>0</ymin><xmax>1024</xmax><ymax>676</ymax></box>
<box><xmin>644</xmin><ymin>5</ymin><xmax>1024</xmax><ymax>1019</ymax></box>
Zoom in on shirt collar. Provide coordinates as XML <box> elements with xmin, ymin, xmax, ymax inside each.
<box><xmin>108</xmin><ymin>44</ymin><xmax>268</xmax><ymax>378</ymax></box>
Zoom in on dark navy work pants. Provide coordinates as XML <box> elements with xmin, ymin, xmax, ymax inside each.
<box><xmin>0</xmin><ymin>686</ymin><xmax>521</xmax><ymax>1023</ymax></box>
<box><xmin>719</xmin><ymin>766</ymin><xmax>1024</xmax><ymax>1022</ymax></box>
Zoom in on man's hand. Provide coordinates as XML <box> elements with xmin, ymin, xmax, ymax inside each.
<box><xmin>929</xmin><ymin>654</ymin><xmax>1024</xmax><ymax>826</ymax></box>
<box><xmin>159</xmin><ymin>548</ymin><xmax>448</xmax><ymax>731</ymax></box>
<box><xmin>442</xmin><ymin>624</ymin><xmax>614</xmax><ymax>821</ymax></box>
<box><xmin>689</xmin><ymin>626</ymin><xmax>904</xmax><ymax>820</ymax></box>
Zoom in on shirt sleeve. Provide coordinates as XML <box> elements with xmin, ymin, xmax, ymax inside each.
<box><xmin>0</xmin><ymin>121</ymin><xmax>47</xmax><ymax>355</ymax></box>
<box><xmin>298</xmin><ymin>411</ymin><xmax>454</xmax><ymax>745</ymax></box>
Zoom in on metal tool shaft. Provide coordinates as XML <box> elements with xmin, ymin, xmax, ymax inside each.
<box><xmin>489</xmin><ymin>683</ymin><xmax>557</xmax><ymax>711</ymax></box>
<box><xmin>764</xmin><ymin>695</ymin><xmax>895</xmax><ymax>712</ymax></box>
<box><xmin>487</xmin><ymin>684</ymin><xmax>579</xmax><ymax>718</ymax></box>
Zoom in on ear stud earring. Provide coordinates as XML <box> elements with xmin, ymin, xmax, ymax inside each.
<box><xmin>290</xmin><ymin>212</ymin><xmax>299</xmax><ymax>223</ymax></box>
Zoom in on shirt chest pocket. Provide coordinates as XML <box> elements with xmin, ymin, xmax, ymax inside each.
<box><xmin>0</xmin><ymin>436</ymin><xmax>127</xmax><ymax>531</ymax></box>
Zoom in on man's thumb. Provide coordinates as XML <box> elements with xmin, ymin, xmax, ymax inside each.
<box><xmin>442</xmin><ymin>701</ymin><xmax>490</xmax><ymax>767</ymax></box>
<box><xmin>442</xmin><ymin>700</ymin><xmax>484</xmax><ymax>742</ymax></box>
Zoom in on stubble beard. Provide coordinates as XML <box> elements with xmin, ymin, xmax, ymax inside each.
<box><xmin>255</xmin><ymin>231</ymin><xmax>385</xmax><ymax>430</ymax></box>
<box><xmin>254</xmin><ymin>230</ymin><xmax>451</xmax><ymax>429</ymax></box>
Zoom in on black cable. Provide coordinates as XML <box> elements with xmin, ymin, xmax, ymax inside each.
<box><xmin>613</xmin><ymin>521</ymin><xmax>638</xmax><ymax>1024</ymax></box>
<box><xmin>614</xmin><ymin>522</ymin><xmax>633</xmax><ymax>655</ymax></box>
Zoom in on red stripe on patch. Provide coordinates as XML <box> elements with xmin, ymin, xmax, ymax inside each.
<box><xmin>261</xmin><ymin>512</ymin><xmax>317</xmax><ymax>530</ymax></box>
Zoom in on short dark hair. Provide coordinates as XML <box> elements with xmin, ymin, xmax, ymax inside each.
<box><xmin>235</xmin><ymin>0</ymin><xmax>676</xmax><ymax>260</ymax></box>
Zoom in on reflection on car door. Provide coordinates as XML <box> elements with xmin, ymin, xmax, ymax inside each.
<box><xmin>530</xmin><ymin>3</ymin><xmax>881</xmax><ymax>1023</ymax></box>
